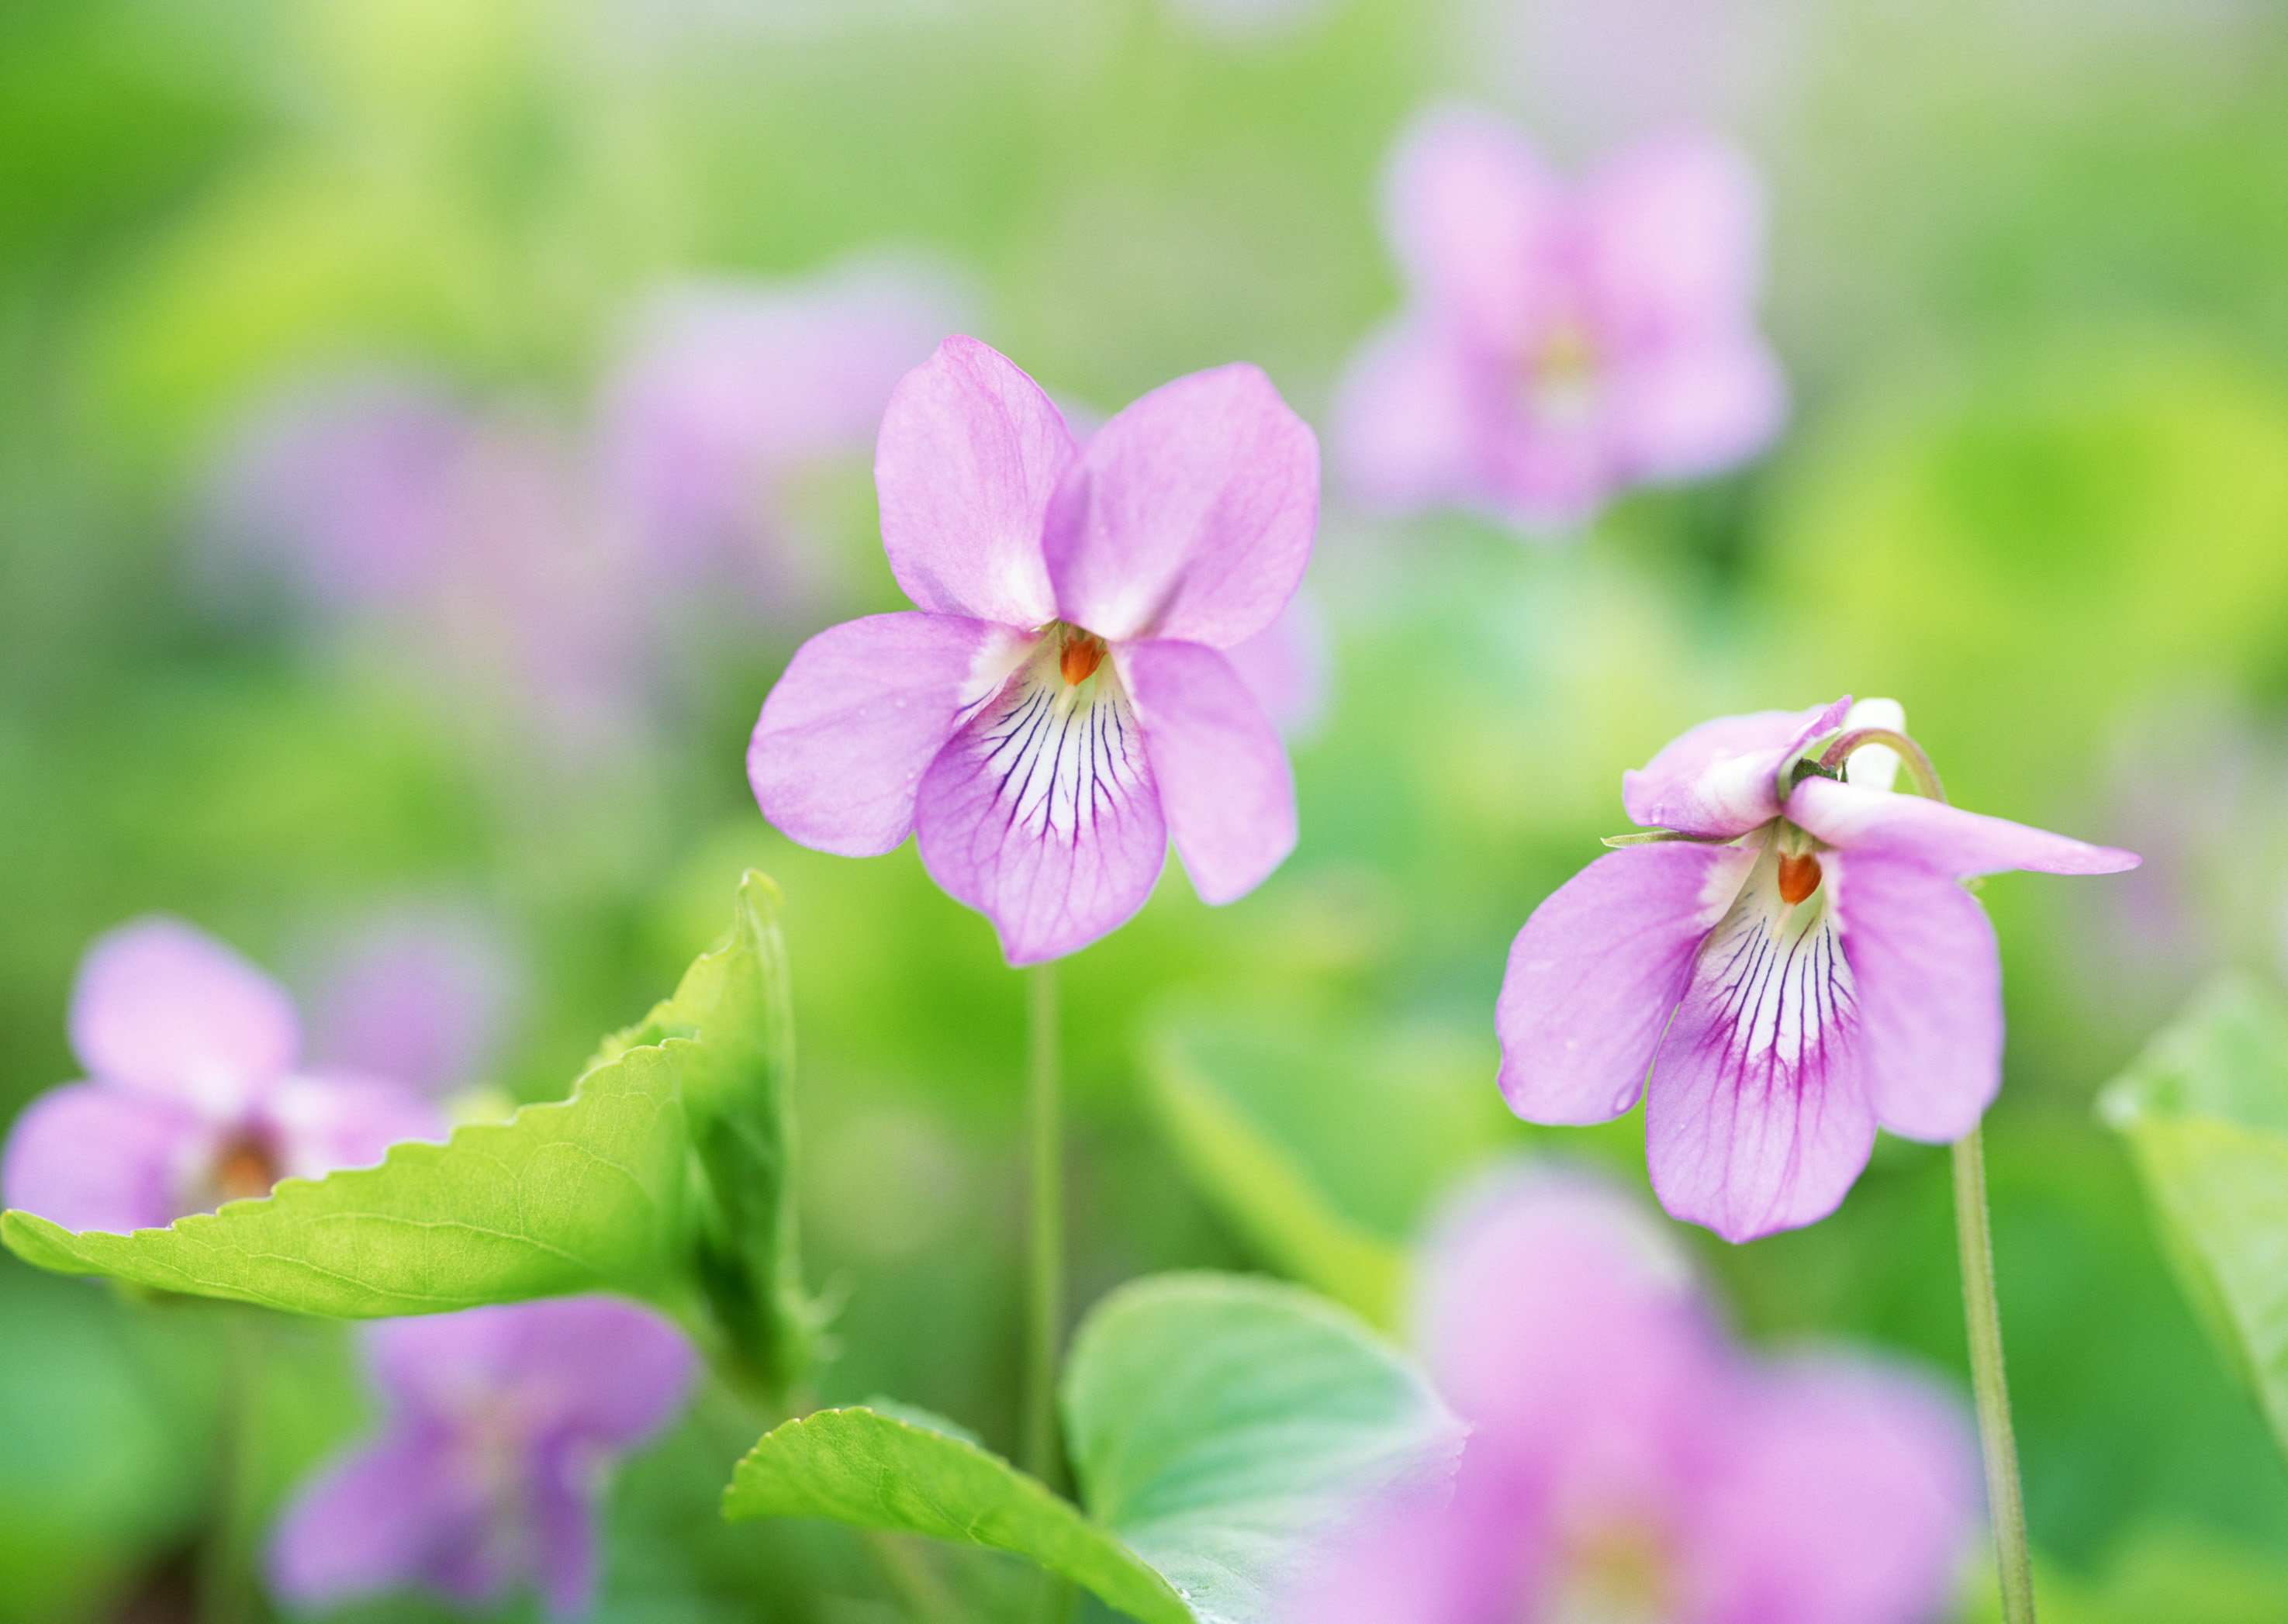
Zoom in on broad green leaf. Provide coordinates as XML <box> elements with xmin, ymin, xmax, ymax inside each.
<box><xmin>1066</xmin><ymin>1273</ymin><xmax>1462</xmax><ymax>1623</ymax></box>
<box><xmin>722</xmin><ymin>1408</ymin><xmax>1191</xmax><ymax>1624</ymax></box>
<box><xmin>2100</xmin><ymin>975</ymin><xmax>2288</xmax><ymax>1452</ymax></box>
<box><xmin>1142</xmin><ymin>1016</ymin><xmax>1512</xmax><ymax>1325</ymax></box>
<box><xmin>724</xmin><ymin>1273</ymin><xmax>1457</xmax><ymax>1624</ymax></box>
<box><xmin>3</xmin><ymin>871</ymin><xmax>814</xmax><ymax>1393</ymax></box>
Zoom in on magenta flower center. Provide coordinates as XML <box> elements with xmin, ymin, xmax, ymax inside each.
<box><xmin>1536</xmin><ymin>1516</ymin><xmax>1671</xmax><ymax>1624</ymax></box>
<box><xmin>1524</xmin><ymin>316</ymin><xmax>1602</xmax><ymax>425</ymax></box>
<box><xmin>1776</xmin><ymin>849</ymin><xmax>1823</xmax><ymax>905</ymax></box>
<box><xmin>200</xmin><ymin>1127</ymin><xmax>282</xmax><ymax>1208</ymax></box>
<box><xmin>1056</xmin><ymin>624</ymin><xmax>1108</xmax><ymax>686</ymax></box>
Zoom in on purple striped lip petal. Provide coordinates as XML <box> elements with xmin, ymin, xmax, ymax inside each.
<box><xmin>1497</xmin><ymin>697</ymin><xmax>2139</xmax><ymax>1241</ymax></box>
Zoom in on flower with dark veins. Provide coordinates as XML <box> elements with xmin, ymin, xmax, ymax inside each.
<box><xmin>1496</xmin><ymin>697</ymin><xmax>2139</xmax><ymax>1241</ymax></box>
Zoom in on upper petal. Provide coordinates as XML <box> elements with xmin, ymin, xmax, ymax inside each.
<box><xmin>1786</xmin><ymin>776</ymin><xmax>2141</xmax><ymax>877</ymax></box>
<box><xmin>261</xmin><ymin>1073</ymin><xmax>451</xmax><ymax>1183</ymax></box>
<box><xmin>1118</xmin><ymin>639</ymin><xmax>1296</xmax><ymax>907</ymax></box>
<box><xmin>1646</xmin><ymin>848</ymin><xmax>1875</xmax><ymax>1242</ymax></box>
<box><xmin>1382</xmin><ymin>102</ymin><xmax>1568</xmax><ymax>354</ymax></box>
<box><xmin>70</xmin><ymin>917</ymin><xmax>301</xmax><ymax>1115</ymax></box>
<box><xmin>1681</xmin><ymin>1357</ymin><xmax>1979</xmax><ymax>1624</ymax></box>
<box><xmin>1497</xmin><ymin>842</ymin><xmax>1754</xmax><ymax>1124</ymax></box>
<box><xmin>748</xmin><ymin>611</ymin><xmax>1032</xmax><ymax>858</ymax></box>
<box><xmin>0</xmin><ymin>1082</ymin><xmax>207</xmax><ymax>1233</ymax></box>
<box><xmin>1041</xmin><ymin>363</ymin><xmax>1319</xmax><ymax>648</ymax></box>
<box><xmin>1582</xmin><ymin>130</ymin><xmax>1768</xmax><ymax>348</ymax></box>
<box><xmin>1621</xmin><ymin>697</ymin><xmax>1849</xmax><ymax>837</ymax></box>
<box><xmin>914</xmin><ymin>646</ymin><xmax>1168</xmax><ymax>965</ymax></box>
<box><xmin>873</xmin><ymin>335</ymin><xmax>1070</xmax><ymax>625</ymax></box>
<box><xmin>1830</xmin><ymin>853</ymin><xmax>2003</xmax><ymax>1141</ymax></box>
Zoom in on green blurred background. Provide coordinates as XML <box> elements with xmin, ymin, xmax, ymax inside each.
<box><xmin>7</xmin><ymin>0</ymin><xmax>2288</xmax><ymax>1618</ymax></box>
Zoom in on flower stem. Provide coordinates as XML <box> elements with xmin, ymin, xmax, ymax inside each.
<box><xmin>1952</xmin><ymin>1125</ymin><xmax>2037</xmax><ymax>1623</ymax></box>
<box><xmin>1021</xmin><ymin>960</ymin><xmax>1064</xmax><ymax>1490</ymax></box>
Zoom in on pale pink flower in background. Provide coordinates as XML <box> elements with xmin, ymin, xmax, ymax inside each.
<box><xmin>309</xmin><ymin>906</ymin><xmax>521</xmax><ymax>1098</ymax></box>
<box><xmin>1497</xmin><ymin>696</ymin><xmax>2138</xmax><ymax>1241</ymax></box>
<box><xmin>596</xmin><ymin>258</ymin><xmax>968</xmax><ymax>619</ymax></box>
<box><xmin>749</xmin><ymin>335</ymin><xmax>1319</xmax><ymax>964</ymax></box>
<box><xmin>268</xmin><ymin>1295</ymin><xmax>695</xmax><ymax>1619</ymax></box>
<box><xmin>2</xmin><ymin>919</ymin><xmax>445</xmax><ymax>1234</ymax></box>
<box><xmin>1336</xmin><ymin>104</ymin><xmax>1785</xmax><ymax>533</ymax></box>
<box><xmin>1284</xmin><ymin>1170</ymin><xmax>1979</xmax><ymax>1624</ymax></box>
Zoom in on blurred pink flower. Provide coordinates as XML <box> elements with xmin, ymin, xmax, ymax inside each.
<box><xmin>309</xmin><ymin>907</ymin><xmax>521</xmax><ymax>1097</ymax></box>
<box><xmin>1336</xmin><ymin>105</ymin><xmax>1786</xmax><ymax>533</ymax></box>
<box><xmin>1497</xmin><ymin>697</ymin><xmax>2138</xmax><ymax>1241</ymax></box>
<box><xmin>1</xmin><ymin>918</ymin><xmax>445</xmax><ymax>1234</ymax></box>
<box><xmin>1285</xmin><ymin>1170</ymin><xmax>1979</xmax><ymax>1624</ymax></box>
<box><xmin>748</xmin><ymin>335</ymin><xmax>1319</xmax><ymax>964</ymax></box>
<box><xmin>268</xmin><ymin>1295</ymin><xmax>696</xmax><ymax>1619</ymax></box>
<box><xmin>596</xmin><ymin>260</ymin><xmax>967</xmax><ymax>618</ymax></box>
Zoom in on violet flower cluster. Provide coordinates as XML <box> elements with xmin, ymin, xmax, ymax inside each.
<box><xmin>1285</xmin><ymin>1170</ymin><xmax>1978</xmax><ymax>1624</ymax></box>
<box><xmin>1</xmin><ymin>917</ymin><xmax>445</xmax><ymax>1234</ymax></box>
<box><xmin>268</xmin><ymin>1295</ymin><xmax>696</xmax><ymax>1619</ymax></box>
<box><xmin>1498</xmin><ymin>697</ymin><xmax>2139</xmax><ymax>1241</ymax></box>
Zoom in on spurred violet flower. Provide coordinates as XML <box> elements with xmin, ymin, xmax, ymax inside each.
<box><xmin>1335</xmin><ymin>104</ymin><xmax>1785</xmax><ymax>532</ymax></box>
<box><xmin>268</xmin><ymin>1295</ymin><xmax>696</xmax><ymax>1619</ymax></box>
<box><xmin>748</xmin><ymin>336</ymin><xmax>1319</xmax><ymax>964</ymax></box>
<box><xmin>1285</xmin><ymin>1170</ymin><xmax>1978</xmax><ymax>1624</ymax></box>
<box><xmin>1</xmin><ymin>918</ymin><xmax>447</xmax><ymax>1234</ymax></box>
<box><xmin>1497</xmin><ymin>697</ymin><xmax>2140</xmax><ymax>1242</ymax></box>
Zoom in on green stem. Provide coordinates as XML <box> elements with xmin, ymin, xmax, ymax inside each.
<box><xmin>1952</xmin><ymin>1127</ymin><xmax>2037</xmax><ymax>1623</ymax></box>
<box><xmin>1021</xmin><ymin>961</ymin><xmax>1064</xmax><ymax>1490</ymax></box>
<box><xmin>199</xmin><ymin>1308</ymin><xmax>261</xmax><ymax>1624</ymax></box>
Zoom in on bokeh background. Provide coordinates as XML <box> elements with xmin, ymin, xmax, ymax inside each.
<box><xmin>6</xmin><ymin>0</ymin><xmax>2288</xmax><ymax>1619</ymax></box>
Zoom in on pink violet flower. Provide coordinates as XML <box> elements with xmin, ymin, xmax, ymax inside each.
<box><xmin>747</xmin><ymin>336</ymin><xmax>1320</xmax><ymax>965</ymax></box>
<box><xmin>1284</xmin><ymin>1170</ymin><xmax>1979</xmax><ymax>1624</ymax></box>
<box><xmin>1</xmin><ymin>918</ymin><xmax>448</xmax><ymax>1235</ymax></box>
<box><xmin>1496</xmin><ymin>697</ymin><xmax>2140</xmax><ymax>1242</ymax></box>
<box><xmin>309</xmin><ymin>907</ymin><xmax>521</xmax><ymax>1098</ymax></box>
<box><xmin>1334</xmin><ymin>104</ymin><xmax>1785</xmax><ymax>533</ymax></box>
<box><xmin>267</xmin><ymin>1295</ymin><xmax>696</xmax><ymax>1619</ymax></box>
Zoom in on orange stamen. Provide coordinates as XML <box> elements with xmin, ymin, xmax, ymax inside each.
<box><xmin>1059</xmin><ymin>632</ymin><xmax>1104</xmax><ymax>686</ymax></box>
<box><xmin>1777</xmin><ymin>852</ymin><xmax>1823</xmax><ymax>906</ymax></box>
<box><xmin>213</xmin><ymin>1135</ymin><xmax>279</xmax><ymax>1202</ymax></box>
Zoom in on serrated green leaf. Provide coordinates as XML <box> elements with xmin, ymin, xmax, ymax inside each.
<box><xmin>1141</xmin><ymin>1017</ymin><xmax>1511</xmax><ymax>1326</ymax></box>
<box><xmin>722</xmin><ymin>1408</ymin><xmax>1191</xmax><ymax>1624</ymax></box>
<box><xmin>2</xmin><ymin>871</ymin><xmax>814</xmax><ymax>1394</ymax></box>
<box><xmin>2100</xmin><ymin>974</ymin><xmax>2288</xmax><ymax>1453</ymax></box>
<box><xmin>1065</xmin><ymin>1273</ymin><xmax>1461</xmax><ymax>1624</ymax></box>
<box><xmin>723</xmin><ymin>1273</ymin><xmax>1457</xmax><ymax>1624</ymax></box>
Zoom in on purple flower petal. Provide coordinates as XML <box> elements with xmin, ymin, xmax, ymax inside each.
<box><xmin>70</xmin><ymin>917</ymin><xmax>301</xmax><ymax>1115</ymax></box>
<box><xmin>1787</xmin><ymin>776</ymin><xmax>2141</xmax><ymax>878</ymax></box>
<box><xmin>1619</xmin><ymin>697</ymin><xmax>1847</xmax><ymax>838</ymax></box>
<box><xmin>1383</xmin><ymin>102</ymin><xmax>1568</xmax><ymax>355</ymax></box>
<box><xmin>267</xmin><ymin>1427</ymin><xmax>488</xmax><ymax>1611</ymax></box>
<box><xmin>310</xmin><ymin>910</ymin><xmax>518</xmax><ymax>1097</ymax></box>
<box><xmin>914</xmin><ymin>651</ymin><xmax>1167</xmax><ymax>965</ymax></box>
<box><xmin>874</xmin><ymin>336</ymin><xmax>1070</xmax><ymax>627</ymax></box>
<box><xmin>1607</xmin><ymin>333</ymin><xmax>1787</xmax><ymax>484</ymax></box>
<box><xmin>1582</xmin><ymin>131</ymin><xmax>1767</xmax><ymax>358</ymax></box>
<box><xmin>261</xmin><ymin>1073</ymin><xmax>449</xmax><ymax>1183</ymax></box>
<box><xmin>0</xmin><ymin>1083</ymin><xmax>206</xmax><ymax>1233</ymax></box>
<box><xmin>1497</xmin><ymin>843</ymin><xmax>1754</xmax><ymax>1124</ymax></box>
<box><xmin>1332</xmin><ymin>320</ymin><xmax>1489</xmax><ymax>516</ymax></box>
<box><xmin>1223</xmin><ymin>589</ymin><xmax>1331</xmax><ymax>740</ymax></box>
<box><xmin>531</xmin><ymin>1437</ymin><xmax>602</xmax><ymax>1619</ymax></box>
<box><xmin>1042</xmin><ymin>363</ymin><xmax>1319</xmax><ymax>648</ymax></box>
<box><xmin>1645</xmin><ymin>849</ymin><xmax>1875</xmax><ymax>1242</ymax></box>
<box><xmin>750</xmin><ymin>611</ymin><xmax>1034</xmax><ymax>859</ymax></box>
<box><xmin>1119</xmin><ymin>639</ymin><xmax>1295</xmax><ymax>907</ymax></box>
<box><xmin>1681</xmin><ymin>1357</ymin><xmax>1978</xmax><ymax>1624</ymax></box>
<box><xmin>1831</xmin><ymin>852</ymin><xmax>2004</xmax><ymax>1142</ymax></box>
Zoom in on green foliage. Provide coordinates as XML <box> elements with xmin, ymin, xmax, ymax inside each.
<box><xmin>2102</xmin><ymin>975</ymin><xmax>2288</xmax><ymax>1457</ymax></box>
<box><xmin>726</xmin><ymin>1272</ymin><xmax>1457</xmax><ymax>1624</ymax></box>
<box><xmin>2</xmin><ymin>871</ymin><xmax>814</xmax><ymax>1394</ymax></box>
<box><xmin>1141</xmin><ymin>1016</ymin><xmax>1514</xmax><ymax>1325</ymax></box>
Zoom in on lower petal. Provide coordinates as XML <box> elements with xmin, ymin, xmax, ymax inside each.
<box><xmin>267</xmin><ymin>1429</ymin><xmax>486</xmax><ymax>1610</ymax></box>
<box><xmin>0</xmin><ymin>1083</ymin><xmax>206</xmax><ymax>1233</ymax></box>
<box><xmin>1607</xmin><ymin>336</ymin><xmax>1786</xmax><ymax>484</ymax></box>
<box><xmin>1498</xmin><ymin>842</ymin><xmax>1755</xmax><ymax>1125</ymax></box>
<box><xmin>1833</xmin><ymin>855</ymin><xmax>2003</xmax><ymax>1141</ymax></box>
<box><xmin>1118</xmin><ymin>639</ymin><xmax>1296</xmax><ymax>907</ymax></box>
<box><xmin>914</xmin><ymin>647</ymin><xmax>1166</xmax><ymax>965</ymax></box>
<box><xmin>1646</xmin><ymin>859</ymin><xmax>1874</xmax><ymax>1242</ymax></box>
<box><xmin>531</xmin><ymin>1441</ymin><xmax>603</xmax><ymax>1619</ymax></box>
<box><xmin>749</xmin><ymin>611</ymin><xmax>1031</xmax><ymax>859</ymax></box>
